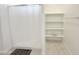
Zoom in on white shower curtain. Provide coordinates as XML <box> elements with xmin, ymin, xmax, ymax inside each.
<box><xmin>9</xmin><ymin>5</ymin><xmax>42</xmax><ymax>49</ymax></box>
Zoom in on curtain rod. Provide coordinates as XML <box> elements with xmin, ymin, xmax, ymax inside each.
<box><xmin>8</xmin><ymin>4</ymin><xmax>41</xmax><ymax>7</ymax></box>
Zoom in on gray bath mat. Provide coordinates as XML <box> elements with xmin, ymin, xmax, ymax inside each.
<box><xmin>10</xmin><ymin>49</ymin><xmax>32</xmax><ymax>55</ymax></box>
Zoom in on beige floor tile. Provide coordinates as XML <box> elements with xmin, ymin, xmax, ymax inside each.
<box><xmin>45</xmin><ymin>40</ymin><xmax>70</xmax><ymax>55</ymax></box>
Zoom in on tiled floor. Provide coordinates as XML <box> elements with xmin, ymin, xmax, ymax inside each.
<box><xmin>0</xmin><ymin>41</ymin><xmax>70</xmax><ymax>55</ymax></box>
<box><xmin>30</xmin><ymin>48</ymin><xmax>42</xmax><ymax>55</ymax></box>
<box><xmin>45</xmin><ymin>40</ymin><xmax>70</xmax><ymax>55</ymax></box>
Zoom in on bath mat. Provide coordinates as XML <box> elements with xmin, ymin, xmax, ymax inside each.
<box><xmin>10</xmin><ymin>49</ymin><xmax>32</xmax><ymax>55</ymax></box>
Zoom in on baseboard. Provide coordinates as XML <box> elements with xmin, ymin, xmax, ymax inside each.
<box><xmin>63</xmin><ymin>42</ymin><xmax>72</xmax><ymax>55</ymax></box>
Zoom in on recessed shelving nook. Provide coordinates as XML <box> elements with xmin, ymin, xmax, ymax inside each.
<box><xmin>45</xmin><ymin>13</ymin><xmax>64</xmax><ymax>40</ymax></box>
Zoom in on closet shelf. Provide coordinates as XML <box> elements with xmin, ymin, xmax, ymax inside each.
<box><xmin>46</xmin><ymin>35</ymin><xmax>64</xmax><ymax>38</ymax></box>
<box><xmin>45</xmin><ymin>13</ymin><xmax>64</xmax><ymax>15</ymax></box>
<box><xmin>46</xmin><ymin>21</ymin><xmax>64</xmax><ymax>23</ymax></box>
<box><xmin>46</xmin><ymin>28</ymin><xmax>64</xmax><ymax>30</ymax></box>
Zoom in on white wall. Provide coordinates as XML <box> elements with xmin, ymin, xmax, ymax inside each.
<box><xmin>64</xmin><ymin>5</ymin><xmax>79</xmax><ymax>54</ymax></box>
<box><xmin>43</xmin><ymin>4</ymin><xmax>79</xmax><ymax>54</ymax></box>
<box><xmin>64</xmin><ymin>17</ymin><xmax>79</xmax><ymax>54</ymax></box>
<box><xmin>9</xmin><ymin>5</ymin><xmax>42</xmax><ymax>49</ymax></box>
<box><xmin>43</xmin><ymin>4</ymin><xmax>79</xmax><ymax>17</ymax></box>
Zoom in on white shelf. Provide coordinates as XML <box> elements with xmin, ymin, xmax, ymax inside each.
<box><xmin>46</xmin><ymin>38</ymin><xmax>63</xmax><ymax>40</ymax></box>
<box><xmin>46</xmin><ymin>28</ymin><xmax>64</xmax><ymax>30</ymax></box>
<box><xmin>46</xmin><ymin>35</ymin><xmax>64</xmax><ymax>38</ymax></box>
<box><xmin>46</xmin><ymin>21</ymin><xmax>64</xmax><ymax>23</ymax></box>
<box><xmin>45</xmin><ymin>13</ymin><xmax>64</xmax><ymax>15</ymax></box>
